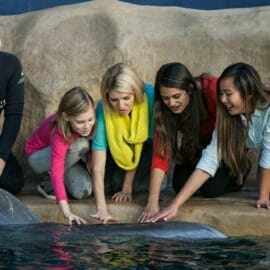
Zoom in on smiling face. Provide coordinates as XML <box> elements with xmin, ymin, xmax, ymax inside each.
<box><xmin>108</xmin><ymin>91</ymin><xmax>135</xmax><ymax>116</ymax></box>
<box><xmin>160</xmin><ymin>86</ymin><xmax>190</xmax><ymax>114</ymax></box>
<box><xmin>63</xmin><ymin>105</ymin><xmax>95</xmax><ymax>137</ymax></box>
<box><xmin>219</xmin><ymin>77</ymin><xmax>246</xmax><ymax>115</ymax></box>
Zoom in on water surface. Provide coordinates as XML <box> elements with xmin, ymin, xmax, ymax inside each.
<box><xmin>0</xmin><ymin>223</ymin><xmax>269</xmax><ymax>269</ymax></box>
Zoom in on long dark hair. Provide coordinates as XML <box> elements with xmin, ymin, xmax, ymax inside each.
<box><xmin>217</xmin><ymin>62</ymin><xmax>270</xmax><ymax>175</ymax></box>
<box><xmin>154</xmin><ymin>62</ymin><xmax>209</xmax><ymax>163</ymax></box>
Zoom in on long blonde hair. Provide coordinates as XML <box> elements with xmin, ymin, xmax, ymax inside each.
<box><xmin>100</xmin><ymin>63</ymin><xmax>144</xmax><ymax>112</ymax></box>
<box><xmin>51</xmin><ymin>86</ymin><xmax>96</xmax><ymax>141</ymax></box>
<box><xmin>217</xmin><ymin>63</ymin><xmax>270</xmax><ymax>175</ymax></box>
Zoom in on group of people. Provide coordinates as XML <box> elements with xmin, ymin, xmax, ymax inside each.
<box><xmin>1</xmin><ymin>50</ymin><xmax>270</xmax><ymax>225</ymax></box>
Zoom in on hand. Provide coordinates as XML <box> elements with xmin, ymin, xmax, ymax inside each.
<box><xmin>256</xmin><ymin>198</ymin><xmax>270</xmax><ymax>209</ymax></box>
<box><xmin>65</xmin><ymin>211</ymin><xmax>87</xmax><ymax>225</ymax></box>
<box><xmin>148</xmin><ymin>203</ymin><xmax>179</xmax><ymax>223</ymax></box>
<box><xmin>0</xmin><ymin>158</ymin><xmax>6</xmax><ymax>176</ymax></box>
<box><xmin>90</xmin><ymin>209</ymin><xmax>119</xmax><ymax>224</ymax></box>
<box><xmin>112</xmin><ymin>191</ymin><xmax>132</xmax><ymax>202</ymax></box>
<box><xmin>138</xmin><ymin>204</ymin><xmax>160</xmax><ymax>223</ymax></box>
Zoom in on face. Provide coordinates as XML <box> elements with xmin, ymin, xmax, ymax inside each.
<box><xmin>219</xmin><ymin>77</ymin><xmax>245</xmax><ymax>115</ymax></box>
<box><xmin>160</xmin><ymin>86</ymin><xmax>190</xmax><ymax>114</ymax></box>
<box><xmin>63</xmin><ymin>105</ymin><xmax>95</xmax><ymax>137</ymax></box>
<box><xmin>108</xmin><ymin>91</ymin><xmax>135</xmax><ymax>116</ymax></box>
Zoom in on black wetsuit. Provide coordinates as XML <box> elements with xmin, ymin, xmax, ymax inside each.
<box><xmin>0</xmin><ymin>51</ymin><xmax>25</xmax><ymax>194</ymax></box>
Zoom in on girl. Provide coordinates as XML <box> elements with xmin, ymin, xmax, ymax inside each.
<box><xmin>150</xmin><ymin>62</ymin><xmax>270</xmax><ymax>223</ymax></box>
<box><xmin>90</xmin><ymin>63</ymin><xmax>154</xmax><ymax>224</ymax></box>
<box><xmin>25</xmin><ymin>86</ymin><xmax>96</xmax><ymax>225</ymax></box>
<box><xmin>139</xmin><ymin>62</ymin><xmax>248</xmax><ymax>223</ymax></box>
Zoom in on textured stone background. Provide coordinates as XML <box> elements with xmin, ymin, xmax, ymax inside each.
<box><xmin>0</xmin><ymin>0</ymin><xmax>269</xmax><ymax>192</ymax></box>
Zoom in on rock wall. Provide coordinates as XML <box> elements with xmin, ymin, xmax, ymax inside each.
<box><xmin>0</xmin><ymin>0</ymin><xmax>269</xmax><ymax>192</ymax></box>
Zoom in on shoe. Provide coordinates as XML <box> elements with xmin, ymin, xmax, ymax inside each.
<box><xmin>37</xmin><ymin>180</ymin><xmax>56</xmax><ymax>200</ymax></box>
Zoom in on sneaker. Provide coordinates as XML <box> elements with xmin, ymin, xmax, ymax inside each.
<box><xmin>37</xmin><ymin>180</ymin><xmax>56</xmax><ymax>200</ymax></box>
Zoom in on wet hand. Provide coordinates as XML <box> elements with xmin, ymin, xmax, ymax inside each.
<box><xmin>148</xmin><ymin>204</ymin><xmax>179</xmax><ymax>223</ymax></box>
<box><xmin>112</xmin><ymin>191</ymin><xmax>132</xmax><ymax>202</ymax></box>
<box><xmin>256</xmin><ymin>199</ymin><xmax>270</xmax><ymax>209</ymax></box>
<box><xmin>138</xmin><ymin>204</ymin><xmax>160</xmax><ymax>223</ymax></box>
<box><xmin>90</xmin><ymin>209</ymin><xmax>119</xmax><ymax>224</ymax></box>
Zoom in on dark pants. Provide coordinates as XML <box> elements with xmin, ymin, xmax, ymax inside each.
<box><xmin>104</xmin><ymin>141</ymin><xmax>152</xmax><ymax>195</ymax></box>
<box><xmin>172</xmin><ymin>163</ymin><xmax>238</xmax><ymax>198</ymax></box>
<box><xmin>0</xmin><ymin>153</ymin><xmax>25</xmax><ymax>195</ymax></box>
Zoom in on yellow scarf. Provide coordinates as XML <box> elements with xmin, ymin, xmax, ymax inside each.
<box><xmin>104</xmin><ymin>94</ymin><xmax>149</xmax><ymax>170</ymax></box>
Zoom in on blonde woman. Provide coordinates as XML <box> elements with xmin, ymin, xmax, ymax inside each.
<box><xmin>90</xmin><ymin>63</ymin><xmax>154</xmax><ymax>223</ymax></box>
<box><xmin>25</xmin><ymin>87</ymin><xmax>96</xmax><ymax>224</ymax></box>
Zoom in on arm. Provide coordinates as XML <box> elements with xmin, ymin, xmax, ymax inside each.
<box><xmin>59</xmin><ymin>200</ymin><xmax>86</xmax><ymax>225</ymax></box>
<box><xmin>0</xmin><ymin>54</ymin><xmax>24</xmax><ymax>175</ymax></box>
<box><xmin>138</xmin><ymin>168</ymin><xmax>165</xmax><ymax>222</ymax></box>
<box><xmin>149</xmin><ymin>168</ymin><xmax>210</xmax><ymax>222</ymax></box>
<box><xmin>256</xmin><ymin>112</ymin><xmax>270</xmax><ymax>209</ymax></box>
<box><xmin>256</xmin><ymin>166</ymin><xmax>270</xmax><ymax>209</ymax></box>
<box><xmin>149</xmin><ymin>131</ymin><xmax>219</xmax><ymax>223</ymax></box>
<box><xmin>50</xmin><ymin>130</ymin><xmax>86</xmax><ymax>224</ymax></box>
<box><xmin>90</xmin><ymin>150</ymin><xmax>118</xmax><ymax>223</ymax></box>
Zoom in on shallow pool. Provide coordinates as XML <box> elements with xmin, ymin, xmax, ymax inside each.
<box><xmin>0</xmin><ymin>223</ymin><xmax>269</xmax><ymax>269</ymax></box>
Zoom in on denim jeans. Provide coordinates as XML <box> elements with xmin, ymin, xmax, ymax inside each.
<box><xmin>28</xmin><ymin>138</ymin><xmax>92</xmax><ymax>199</ymax></box>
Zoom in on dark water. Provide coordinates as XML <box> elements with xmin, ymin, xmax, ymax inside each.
<box><xmin>1</xmin><ymin>0</ymin><xmax>270</xmax><ymax>15</ymax></box>
<box><xmin>0</xmin><ymin>223</ymin><xmax>269</xmax><ymax>269</ymax></box>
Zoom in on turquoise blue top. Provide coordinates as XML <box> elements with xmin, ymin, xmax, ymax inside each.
<box><xmin>197</xmin><ymin>106</ymin><xmax>270</xmax><ymax>175</ymax></box>
<box><xmin>92</xmin><ymin>83</ymin><xmax>154</xmax><ymax>151</ymax></box>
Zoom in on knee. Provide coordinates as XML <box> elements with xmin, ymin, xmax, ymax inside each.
<box><xmin>199</xmin><ymin>186</ymin><xmax>224</xmax><ymax>198</ymax></box>
<box><xmin>70</xmin><ymin>185</ymin><xmax>92</xmax><ymax>199</ymax></box>
<box><xmin>70</xmin><ymin>138</ymin><xmax>89</xmax><ymax>156</ymax></box>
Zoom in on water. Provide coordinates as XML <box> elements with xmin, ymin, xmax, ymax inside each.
<box><xmin>0</xmin><ymin>223</ymin><xmax>269</xmax><ymax>269</ymax></box>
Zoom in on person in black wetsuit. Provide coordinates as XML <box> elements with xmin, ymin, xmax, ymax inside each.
<box><xmin>0</xmin><ymin>51</ymin><xmax>25</xmax><ymax>194</ymax></box>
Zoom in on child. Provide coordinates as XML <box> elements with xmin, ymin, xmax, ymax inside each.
<box><xmin>150</xmin><ymin>62</ymin><xmax>270</xmax><ymax>223</ymax></box>
<box><xmin>90</xmin><ymin>63</ymin><xmax>154</xmax><ymax>224</ymax></box>
<box><xmin>25</xmin><ymin>86</ymin><xmax>96</xmax><ymax>224</ymax></box>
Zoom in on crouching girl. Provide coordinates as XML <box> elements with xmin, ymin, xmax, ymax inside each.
<box><xmin>25</xmin><ymin>86</ymin><xmax>96</xmax><ymax>224</ymax></box>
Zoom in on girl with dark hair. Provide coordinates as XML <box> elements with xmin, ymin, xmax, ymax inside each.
<box><xmin>149</xmin><ymin>62</ymin><xmax>270</xmax><ymax>223</ymax></box>
<box><xmin>139</xmin><ymin>62</ymin><xmax>245</xmax><ymax>223</ymax></box>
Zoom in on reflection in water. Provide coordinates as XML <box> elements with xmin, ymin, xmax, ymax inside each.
<box><xmin>0</xmin><ymin>223</ymin><xmax>269</xmax><ymax>269</ymax></box>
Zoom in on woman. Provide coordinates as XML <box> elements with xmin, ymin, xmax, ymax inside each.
<box><xmin>139</xmin><ymin>62</ymin><xmax>247</xmax><ymax>223</ymax></box>
<box><xmin>150</xmin><ymin>62</ymin><xmax>270</xmax><ymax>223</ymax></box>
<box><xmin>90</xmin><ymin>63</ymin><xmax>154</xmax><ymax>223</ymax></box>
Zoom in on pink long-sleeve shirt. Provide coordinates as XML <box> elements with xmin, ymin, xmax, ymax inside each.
<box><xmin>25</xmin><ymin>113</ymin><xmax>79</xmax><ymax>202</ymax></box>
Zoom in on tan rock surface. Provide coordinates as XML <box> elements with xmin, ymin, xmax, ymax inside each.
<box><xmin>1</xmin><ymin>1</ymin><xmax>270</xmax><ymax>229</ymax></box>
<box><xmin>19</xmin><ymin>191</ymin><xmax>270</xmax><ymax>236</ymax></box>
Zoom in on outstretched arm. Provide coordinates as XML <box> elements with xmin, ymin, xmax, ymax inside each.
<box><xmin>149</xmin><ymin>168</ymin><xmax>210</xmax><ymax>223</ymax></box>
<box><xmin>59</xmin><ymin>200</ymin><xmax>86</xmax><ymax>225</ymax></box>
<box><xmin>90</xmin><ymin>150</ymin><xmax>118</xmax><ymax>223</ymax></box>
<box><xmin>256</xmin><ymin>166</ymin><xmax>270</xmax><ymax>209</ymax></box>
<box><xmin>138</xmin><ymin>168</ymin><xmax>165</xmax><ymax>222</ymax></box>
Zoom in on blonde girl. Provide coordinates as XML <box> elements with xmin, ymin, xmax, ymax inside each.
<box><xmin>25</xmin><ymin>86</ymin><xmax>96</xmax><ymax>225</ymax></box>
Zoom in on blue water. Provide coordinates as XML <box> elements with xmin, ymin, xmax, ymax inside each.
<box><xmin>1</xmin><ymin>0</ymin><xmax>270</xmax><ymax>15</ymax></box>
<box><xmin>0</xmin><ymin>223</ymin><xmax>269</xmax><ymax>269</ymax></box>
